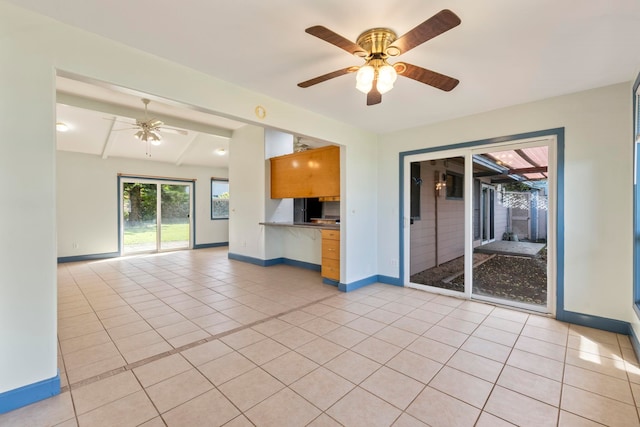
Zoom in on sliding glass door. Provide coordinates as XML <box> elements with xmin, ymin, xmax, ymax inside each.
<box><xmin>160</xmin><ymin>184</ymin><xmax>191</xmax><ymax>251</ymax></box>
<box><xmin>404</xmin><ymin>137</ymin><xmax>555</xmax><ymax>313</ymax></box>
<box><xmin>121</xmin><ymin>178</ymin><xmax>193</xmax><ymax>254</ymax></box>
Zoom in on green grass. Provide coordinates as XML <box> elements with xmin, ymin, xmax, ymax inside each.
<box><xmin>124</xmin><ymin>223</ymin><xmax>189</xmax><ymax>245</ymax></box>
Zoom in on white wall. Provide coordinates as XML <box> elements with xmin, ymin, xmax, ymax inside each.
<box><xmin>56</xmin><ymin>151</ymin><xmax>228</xmax><ymax>258</ymax></box>
<box><xmin>264</xmin><ymin>129</ymin><xmax>293</xmax><ymax>226</ymax></box>
<box><xmin>378</xmin><ymin>82</ymin><xmax>634</xmax><ymax>323</ymax></box>
<box><xmin>228</xmin><ymin>125</ymin><xmax>267</xmax><ymax>260</ymax></box>
<box><xmin>342</xmin><ymin>142</ymin><xmax>379</xmax><ymax>283</ymax></box>
<box><xmin>0</xmin><ymin>0</ymin><xmax>377</xmax><ymax>399</ymax></box>
<box><xmin>0</xmin><ymin>5</ymin><xmax>57</xmax><ymax>393</ymax></box>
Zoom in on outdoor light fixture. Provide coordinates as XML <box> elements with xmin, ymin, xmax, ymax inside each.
<box><xmin>435</xmin><ymin>171</ymin><xmax>447</xmax><ymax>197</ymax></box>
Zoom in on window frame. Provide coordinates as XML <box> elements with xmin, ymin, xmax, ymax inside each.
<box><xmin>446</xmin><ymin>171</ymin><xmax>464</xmax><ymax>200</ymax></box>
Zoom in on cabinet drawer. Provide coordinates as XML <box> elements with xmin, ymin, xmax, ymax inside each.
<box><xmin>322</xmin><ymin>258</ymin><xmax>340</xmax><ymax>281</ymax></box>
<box><xmin>321</xmin><ymin>229</ymin><xmax>340</xmax><ymax>241</ymax></box>
<box><xmin>322</xmin><ymin>239</ymin><xmax>340</xmax><ymax>260</ymax></box>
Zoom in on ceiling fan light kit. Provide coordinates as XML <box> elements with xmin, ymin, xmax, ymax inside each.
<box><xmin>355</xmin><ymin>27</ymin><xmax>399</xmax><ymax>94</ymax></box>
<box><xmin>298</xmin><ymin>9</ymin><xmax>461</xmax><ymax>106</ymax></box>
<box><xmin>134</xmin><ymin>128</ymin><xmax>161</xmax><ymax>144</ymax></box>
<box><xmin>133</xmin><ymin>98</ymin><xmax>164</xmax><ymax>143</ymax></box>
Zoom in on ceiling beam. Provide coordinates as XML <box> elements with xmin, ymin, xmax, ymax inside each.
<box><xmin>175</xmin><ymin>133</ymin><xmax>200</xmax><ymax>166</ymax></box>
<box><xmin>491</xmin><ymin>177</ymin><xmax>548</xmax><ymax>184</ymax></box>
<box><xmin>474</xmin><ymin>166</ymin><xmax>548</xmax><ymax>177</ymax></box>
<box><xmin>57</xmin><ymin>92</ymin><xmax>233</xmax><ymax>139</ymax></box>
<box><xmin>101</xmin><ymin>117</ymin><xmax>118</xmax><ymax>159</ymax></box>
<box><xmin>514</xmin><ymin>149</ymin><xmax>540</xmax><ymax>167</ymax></box>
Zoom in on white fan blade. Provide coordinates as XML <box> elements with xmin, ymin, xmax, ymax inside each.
<box><xmin>161</xmin><ymin>127</ymin><xmax>188</xmax><ymax>136</ymax></box>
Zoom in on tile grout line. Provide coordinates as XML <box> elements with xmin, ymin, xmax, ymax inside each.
<box><xmin>475</xmin><ymin>311</ymin><xmax>529</xmax><ymax>426</ymax></box>
<box><xmin>61</xmin><ymin>292</ymin><xmax>340</xmax><ymax>393</ymax></box>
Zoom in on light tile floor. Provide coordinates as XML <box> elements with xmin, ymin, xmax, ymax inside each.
<box><xmin>2</xmin><ymin>248</ymin><xmax>640</xmax><ymax>426</ymax></box>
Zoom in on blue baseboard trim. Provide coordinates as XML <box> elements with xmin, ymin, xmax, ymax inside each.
<box><xmin>377</xmin><ymin>275</ymin><xmax>403</xmax><ymax>286</ymax></box>
<box><xmin>557</xmin><ymin>310</ymin><xmax>630</xmax><ymax>335</ymax></box>
<box><xmin>629</xmin><ymin>324</ymin><xmax>640</xmax><ymax>361</ymax></box>
<box><xmin>0</xmin><ymin>373</ymin><xmax>60</xmax><ymax>414</ymax></box>
<box><xmin>228</xmin><ymin>253</ymin><xmax>272</xmax><ymax>266</ymax></box>
<box><xmin>323</xmin><ymin>278</ymin><xmax>339</xmax><ymax>287</ymax></box>
<box><xmin>193</xmin><ymin>242</ymin><xmax>228</xmax><ymax>249</ymax></box>
<box><xmin>339</xmin><ymin>275</ymin><xmax>379</xmax><ymax>292</ymax></box>
<box><xmin>282</xmin><ymin>258</ymin><xmax>321</xmax><ymax>271</ymax></box>
<box><xmin>227</xmin><ymin>253</ymin><xmax>320</xmax><ymax>271</ymax></box>
<box><xmin>57</xmin><ymin>252</ymin><xmax>119</xmax><ymax>263</ymax></box>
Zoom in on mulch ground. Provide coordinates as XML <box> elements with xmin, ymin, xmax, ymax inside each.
<box><xmin>410</xmin><ymin>249</ymin><xmax>547</xmax><ymax>306</ymax></box>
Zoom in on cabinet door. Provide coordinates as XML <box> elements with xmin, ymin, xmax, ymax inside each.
<box><xmin>321</xmin><ymin>258</ymin><xmax>340</xmax><ymax>281</ymax></box>
<box><xmin>270</xmin><ymin>145</ymin><xmax>340</xmax><ymax>198</ymax></box>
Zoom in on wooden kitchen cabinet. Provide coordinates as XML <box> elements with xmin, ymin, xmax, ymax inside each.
<box><xmin>270</xmin><ymin>145</ymin><xmax>340</xmax><ymax>199</ymax></box>
<box><xmin>321</xmin><ymin>229</ymin><xmax>340</xmax><ymax>281</ymax></box>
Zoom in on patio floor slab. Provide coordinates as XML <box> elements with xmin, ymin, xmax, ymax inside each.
<box><xmin>475</xmin><ymin>241</ymin><xmax>545</xmax><ymax>258</ymax></box>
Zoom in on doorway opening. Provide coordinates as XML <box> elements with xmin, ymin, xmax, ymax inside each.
<box><xmin>120</xmin><ymin>177</ymin><xmax>193</xmax><ymax>254</ymax></box>
<box><xmin>405</xmin><ymin>135</ymin><xmax>555</xmax><ymax>313</ymax></box>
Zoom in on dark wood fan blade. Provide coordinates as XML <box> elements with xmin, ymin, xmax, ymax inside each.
<box><xmin>388</xmin><ymin>9</ymin><xmax>461</xmax><ymax>55</ymax></box>
<box><xmin>395</xmin><ymin>62</ymin><xmax>459</xmax><ymax>92</ymax></box>
<box><xmin>298</xmin><ymin>67</ymin><xmax>358</xmax><ymax>88</ymax></box>
<box><xmin>305</xmin><ymin>26</ymin><xmax>366</xmax><ymax>56</ymax></box>
<box><xmin>367</xmin><ymin>79</ymin><xmax>382</xmax><ymax>106</ymax></box>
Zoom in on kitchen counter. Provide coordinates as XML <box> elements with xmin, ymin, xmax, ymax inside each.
<box><xmin>260</xmin><ymin>221</ymin><xmax>340</xmax><ymax>230</ymax></box>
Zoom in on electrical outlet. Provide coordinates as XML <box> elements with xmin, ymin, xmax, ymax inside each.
<box><xmin>390</xmin><ymin>259</ymin><xmax>398</xmax><ymax>267</ymax></box>
<box><xmin>72</xmin><ymin>242</ymin><xmax>79</xmax><ymax>249</ymax></box>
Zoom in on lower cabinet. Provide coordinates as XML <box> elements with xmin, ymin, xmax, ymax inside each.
<box><xmin>321</xmin><ymin>229</ymin><xmax>340</xmax><ymax>281</ymax></box>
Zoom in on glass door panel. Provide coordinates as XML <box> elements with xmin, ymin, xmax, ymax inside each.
<box><xmin>160</xmin><ymin>184</ymin><xmax>191</xmax><ymax>250</ymax></box>
<box><xmin>471</xmin><ymin>146</ymin><xmax>549</xmax><ymax>309</ymax></box>
<box><xmin>123</xmin><ymin>182</ymin><xmax>158</xmax><ymax>254</ymax></box>
<box><xmin>481</xmin><ymin>184</ymin><xmax>496</xmax><ymax>244</ymax></box>
<box><xmin>409</xmin><ymin>156</ymin><xmax>466</xmax><ymax>294</ymax></box>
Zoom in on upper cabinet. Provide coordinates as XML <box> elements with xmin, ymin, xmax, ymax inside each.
<box><xmin>270</xmin><ymin>145</ymin><xmax>340</xmax><ymax>199</ymax></box>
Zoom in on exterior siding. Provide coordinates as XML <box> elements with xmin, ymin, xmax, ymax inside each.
<box><xmin>410</xmin><ymin>158</ymin><xmax>465</xmax><ymax>275</ymax></box>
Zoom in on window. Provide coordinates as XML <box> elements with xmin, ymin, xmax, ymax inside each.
<box><xmin>410</xmin><ymin>162</ymin><xmax>421</xmax><ymax>219</ymax></box>
<box><xmin>211</xmin><ymin>178</ymin><xmax>229</xmax><ymax>219</ymax></box>
<box><xmin>446</xmin><ymin>171</ymin><xmax>463</xmax><ymax>199</ymax></box>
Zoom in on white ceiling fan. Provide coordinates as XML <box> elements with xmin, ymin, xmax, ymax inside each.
<box><xmin>113</xmin><ymin>98</ymin><xmax>188</xmax><ymax>145</ymax></box>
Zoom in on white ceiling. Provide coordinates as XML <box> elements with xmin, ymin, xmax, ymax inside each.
<box><xmin>11</xmin><ymin>0</ymin><xmax>640</xmax><ymax>165</ymax></box>
<box><xmin>55</xmin><ymin>76</ymin><xmax>246</xmax><ymax>168</ymax></box>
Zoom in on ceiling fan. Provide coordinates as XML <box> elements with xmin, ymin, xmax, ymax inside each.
<box><xmin>298</xmin><ymin>9</ymin><xmax>461</xmax><ymax>106</ymax></box>
<box><xmin>113</xmin><ymin>98</ymin><xmax>188</xmax><ymax>145</ymax></box>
